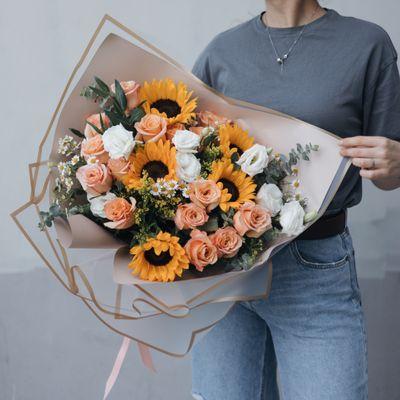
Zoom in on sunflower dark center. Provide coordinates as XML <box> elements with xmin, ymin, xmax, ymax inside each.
<box><xmin>218</xmin><ymin>178</ymin><xmax>239</xmax><ymax>202</ymax></box>
<box><xmin>144</xmin><ymin>248</ymin><xmax>172</xmax><ymax>266</ymax></box>
<box><xmin>230</xmin><ymin>144</ymin><xmax>243</xmax><ymax>156</ymax></box>
<box><xmin>150</xmin><ymin>99</ymin><xmax>181</xmax><ymax>118</ymax></box>
<box><xmin>142</xmin><ymin>161</ymin><xmax>169</xmax><ymax>181</ymax></box>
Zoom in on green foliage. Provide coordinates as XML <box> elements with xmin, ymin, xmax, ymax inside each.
<box><xmin>80</xmin><ymin>76</ymin><xmax>146</xmax><ymax>133</ymax></box>
<box><xmin>285</xmin><ymin>142</ymin><xmax>319</xmax><ymax>171</ymax></box>
<box><xmin>69</xmin><ymin>128</ymin><xmax>85</xmax><ymax>138</ymax></box>
<box><xmin>224</xmin><ymin>236</ymin><xmax>264</xmax><ymax>272</ymax></box>
<box><xmin>199</xmin><ymin>145</ymin><xmax>223</xmax><ymax>178</ymax></box>
<box><xmin>38</xmin><ymin>204</ymin><xmax>66</xmax><ymax>230</ymax></box>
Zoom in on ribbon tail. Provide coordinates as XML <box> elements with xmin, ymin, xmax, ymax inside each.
<box><xmin>103</xmin><ymin>337</ymin><xmax>131</xmax><ymax>400</ymax></box>
<box><xmin>137</xmin><ymin>342</ymin><xmax>156</xmax><ymax>372</ymax></box>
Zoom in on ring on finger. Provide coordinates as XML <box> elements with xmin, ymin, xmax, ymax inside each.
<box><xmin>369</xmin><ymin>158</ymin><xmax>376</xmax><ymax>169</ymax></box>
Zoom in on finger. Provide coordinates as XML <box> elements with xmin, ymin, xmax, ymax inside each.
<box><xmin>339</xmin><ymin>136</ymin><xmax>386</xmax><ymax>148</ymax></box>
<box><xmin>351</xmin><ymin>158</ymin><xmax>384</xmax><ymax>169</ymax></box>
<box><xmin>340</xmin><ymin>147</ymin><xmax>383</xmax><ymax>158</ymax></box>
<box><xmin>359</xmin><ymin>168</ymin><xmax>389</xmax><ymax>179</ymax></box>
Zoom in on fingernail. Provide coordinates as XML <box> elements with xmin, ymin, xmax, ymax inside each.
<box><xmin>338</xmin><ymin>140</ymin><xmax>343</xmax><ymax>146</ymax></box>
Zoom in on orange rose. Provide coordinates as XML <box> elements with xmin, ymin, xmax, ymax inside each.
<box><xmin>84</xmin><ymin>113</ymin><xmax>110</xmax><ymax>138</ymax></box>
<box><xmin>76</xmin><ymin>163</ymin><xmax>112</xmax><ymax>196</ymax></box>
<box><xmin>233</xmin><ymin>201</ymin><xmax>272</xmax><ymax>238</ymax></box>
<box><xmin>81</xmin><ymin>134</ymin><xmax>109</xmax><ymax>164</ymax></box>
<box><xmin>110</xmin><ymin>80</ymin><xmax>141</xmax><ymax>110</ymax></box>
<box><xmin>210</xmin><ymin>227</ymin><xmax>243</xmax><ymax>258</ymax></box>
<box><xmin>104</xmin><ymin>197</ymin><xmax>136</xmax><ymax>230</ymax></box>
<box><xmin>184</xmin><ymin>230</ymin><xmax>218</xmax><ymax>271</ymax></box>
<box><xmin>174</xmin><ymin>203</ymin><xmax>209</xmax><ymax>230</ymax></box>
<box><xmin>134</xmin><ymin>114</ymin><xmax>167</xmax><ymax>143</ymax></box>
<box><xmin>107</xmin><ymin>157</ymin><xmax>131</xmax><ymax>181</ymax></box>
<box><xmin>166</xmin><ymin>123</ymin><xmax>185</xmax><ymax>141</ymax></box>
<box><xmin>189</xmin><ymin>179</ymin><xmax>221</xmax><ymax>212</ymax></box>
<box><xmin>198</xmin><ymin>111</ymin><xmax>230</xmax><ymax>128</ymax></box>
<box><xmin>189</xmin><ymin>126</ymin><xmax>204</xmax><ymax>136</ymax></box>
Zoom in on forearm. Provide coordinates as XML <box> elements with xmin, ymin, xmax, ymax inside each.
<box><xmin>372</xmin><ymin>177</ymin><xmax>400</xmax><ymax>191</ymax></box>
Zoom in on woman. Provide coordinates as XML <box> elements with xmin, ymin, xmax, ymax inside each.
<box><xmin>190</xmin><ymin>1</ymin><xmax>400</xmax><ymax>399</ymax></box>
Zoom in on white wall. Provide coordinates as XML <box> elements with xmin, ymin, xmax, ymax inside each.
<box><xmin>1</xmin><ymin>1</ymin><xmax>399</xmax><ymax>399</ymax></box>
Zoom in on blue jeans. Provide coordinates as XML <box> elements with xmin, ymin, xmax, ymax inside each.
<box><xmin>191</xmin><ymin>227</ymin><xmax>368</xmax><ymax>400</ymax></box>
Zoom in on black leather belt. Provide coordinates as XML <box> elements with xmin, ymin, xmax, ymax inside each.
<box><xmin>297</xmin><ymin>210</ymin><xmax>347</xmax><ymax>240</ymax></box>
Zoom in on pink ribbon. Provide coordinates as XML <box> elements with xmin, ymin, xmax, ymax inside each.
<box><xmin>137</xmin><ymin>342</ymin><xmax>156</xmax><ymax>372</ymax></box>
<box><xmin>103</xmin><ymin>338</ymin><xmax>156</xmax><ymax>399</ymax></box>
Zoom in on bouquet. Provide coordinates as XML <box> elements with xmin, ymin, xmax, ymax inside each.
<box><xmin>41</xmin><ymin>76</ymin><xmax>319</xmax><ymax>283</ymax></box>
<box><xmin>12</xmin><ymin>17</ymin><xmax>350</xmax><ymax>362</ymax></box>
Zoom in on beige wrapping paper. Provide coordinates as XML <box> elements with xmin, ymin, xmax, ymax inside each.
<box><xmin>11</xmin><ymin>15</ymin><xmax>351</xmax><ymax>356</ymax></box>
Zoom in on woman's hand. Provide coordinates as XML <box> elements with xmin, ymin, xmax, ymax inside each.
<box><xmin>339</xmin><ymin>136</ymin><xmax>400</xmax><ymax>190</ymax></box>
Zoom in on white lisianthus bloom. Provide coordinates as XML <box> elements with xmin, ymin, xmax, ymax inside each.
<box><xmin>176</xmin><ymin>152</ymin><xmax>201</xmax><ymax>182</ymax></box>
<box><xmin>256</xmin><ymin>183</ymin><xmax>283</xmax><ymax>216</ymax></box>
<box><xmin>88</xmin><ymin>192</ymin><xmax>117</xmax><ymax>218</ymax></box>
<box><xmin>102</xmin><ymin>124</ymin><xmax>135</xmax><ymax>159</ymax></box>
<box><xmin>237</xmin><ymin>144</ymin><xmax>269</xmax><ymax>177</ymax></box>
<box><xmin>279</xmin><ymin>200</ymin><xmax>305</xmax><ymax>236</ymax></box>
<box><xmin>172</xmin><ymin>130</ymin><xmax>200</xmax><ymax>153</ymax></box>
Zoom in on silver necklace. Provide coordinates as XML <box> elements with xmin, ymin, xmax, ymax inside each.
<box><xmin>264</xmin><ymin>4</ymin><xmax>320</xmax><ymax>73</ymax></box>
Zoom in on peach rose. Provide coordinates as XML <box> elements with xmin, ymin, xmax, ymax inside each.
<box><xmin>110</xmin><ymin>80</ymin><xmax>141</xmax><ymax>110</ymax></box>
<box><xmin>76</xmin><ymin>163</ymin><xmax>112</xmax><ymax>196</ymax></box>
<box><xmin>107</xmin><ymin>157</ymin><xmax>131</xmax><ymax>180</ymax></box>
<box><xmin>166</xmin><ymin>123</ymin><xmax>185</xmax><ymax>141</ymax></box>
<box><xmin>233</xmin><ymin>201</ymin><xmax>272</xmax><ymax>238</ymax></box>
<box><xmin>174</xmin><ymin>203</ymin><xmax>209</xmax><ymax>230</ymax></box>
<box><xmin>198</xmin><ymin>111</ymin><xmax>230</xmax><ymax>128</ymax></box>
<box><xmin>134</xmin><ymin>114</ymin><xmax>167</xmax><ymax>143</ymax></box>
<box><xmin>189</xmin><ymin>126</ymin><xmax>204</xmax><ymax>136</ymax></box>
<box><xmin>210</xmin><ymin>227</ymin><xmax>243</xmax><ymax>258</ymax></box>
<box><xmin>103</xmin><ymin>197</ymin><xmax>136</xmax><ymax>230</ymax></box>
<box><xmin>81</xmin><ymin>134</ymin><xmax>109</xmax><ymax>164</ymax></box>
<box><xmin>189</xmin><ymin>179</ymin><xmax>221</xmax><ymax>212</ymax></box>
<box><xmin>84</xmin><ymin>113</ymin><xmax>110</xmax><ymax>138</ymax></box>
<box><xmin>184</xmin><ymin>230</ymin><xmax>218</xmax><ymax>271</ymax></box>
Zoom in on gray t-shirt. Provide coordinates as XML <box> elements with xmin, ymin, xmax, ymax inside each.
<box><xmin>192</xmin><ymin>8</ymin><xmax>400</xmax><ymax>214</ymax></box>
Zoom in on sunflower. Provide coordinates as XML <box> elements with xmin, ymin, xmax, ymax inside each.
<box><xmin>208</xmin><ymin>158</ymin><xmax>256</xmax><ymax>212</ymax></box>
<box><xmin>122</xmin><ymin>140</ymin><xmax>177</xmax><ymax>189</ymax></box>
<box><xmin>140</xmin><ymin>78</ymin><xmax>197</xmax><ymax>125</ymax></box>
<box><xmin>219</xmin><ymin>123</ymin><xmax>254</xmax><ymax>158</ymax></box>
<box><xmin>129</xmin><ymin>232</ymin><xmax>189</xmax><ymax>282</ymax></box>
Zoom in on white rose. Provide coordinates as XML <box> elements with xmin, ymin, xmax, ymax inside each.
<box><xmin>237</xmin><ymin>144</ymin><xmax>269</xmax><ymax>177</ymax></box>
<box><xmin>279</xmin><ymin>200</ymin><xmax>305</xmax><ymax>236</ymax></box>
<box><xmin>176</xmin><ymin>152</ymin><xmax>201</xmax><ymax>182</ymax></box>
<box><xmin>102</xmin><ymin>124</ymin><xmax>135</xmax><ymax>159</ymax></box>
<box><xmin>88</xmin><ymin>192</ymin><xmax>117</xmax><ymax>218</ymax></box>
<box><xmin>172</xmin><ymin>130</ymin><xmax>200</xmax><ymax>153</ymax></box>
<box><xmin>256</xmin><ymin>183</ymin><xmax>283</xmax><ymax>216</ymax></box>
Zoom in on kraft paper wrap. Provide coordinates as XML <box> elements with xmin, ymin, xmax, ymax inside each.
<box><xmin>11</xmin><ymin>15</ymin><xmax>350</xmax><ymax>356</ymax></box>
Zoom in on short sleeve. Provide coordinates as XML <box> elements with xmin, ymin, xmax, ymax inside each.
<box><xmin>191</xmin><ymin>46</ymin><xmax>214</xmax><ymax>87</ymax></box>
<box><xmin>364</xmin><ymin>61</ymin><xmax>400</xmax><ymax>142</ymax></box>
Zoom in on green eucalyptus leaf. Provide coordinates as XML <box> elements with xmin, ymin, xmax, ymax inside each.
<box><xmin>201</xmin><ymin>217</ymin><xmax>219</xmax><ymax>232</ymax></box>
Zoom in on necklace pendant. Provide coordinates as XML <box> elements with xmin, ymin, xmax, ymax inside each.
<box><xmin>283</xmin><ymin>54</ymin><xmax>288</xmax><ymax>60</ymax></box>
<box><xmin>277</xmin><ymin>57</ymin><xmax>283</xmax><ymax>65</ymax></box>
